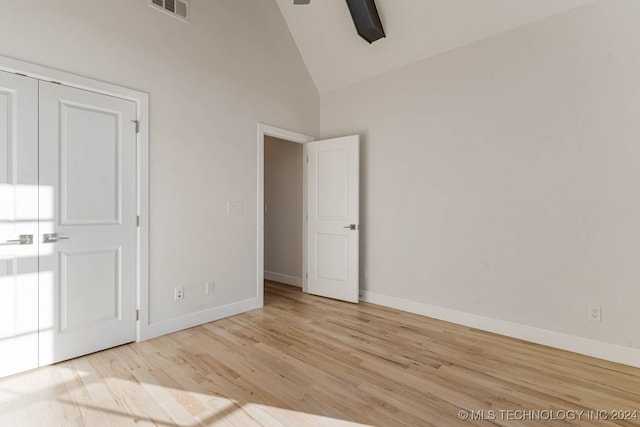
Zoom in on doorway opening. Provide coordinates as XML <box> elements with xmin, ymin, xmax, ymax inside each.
<box><xmin>257</xmin><ymin>124</ymin><xmax>361</xmax><ymax>306</ymax></box>
<box><xmin>264</xmin><ymin>136</ymin><xmax>303</xmax><ymax>288</ymax></box>
<box><xmin>257</xmin><ymin>124</ymin><xmax>314</xmax><ymax>306</ymax></box>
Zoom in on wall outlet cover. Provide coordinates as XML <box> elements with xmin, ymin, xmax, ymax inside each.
<box><xmin>588</xmin><ymin>305</ymin><xmax>601</xmax><ymax>322</ymax></box>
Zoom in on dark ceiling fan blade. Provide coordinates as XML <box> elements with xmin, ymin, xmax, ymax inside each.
<box><xmin>291</xmin><ymin>0</ymin><xmax>384</xmax><ymax>44</ymax></box>
<box><xmin>346</xmin><ymin>0</ymin><xmax>385</xmax><ymax>44</ymax></box>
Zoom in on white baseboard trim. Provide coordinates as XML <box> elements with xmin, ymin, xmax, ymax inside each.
<box><xmin>264</xmin><ymin>271</ymin><xmax>302</xmax><ymax>287</ymax></box>
<box><xmin>361</xmin><ymin>290</ymin><xmax>640</xmax><ymax>368</ymax></box>
<box><xmin>139</xmin><ymin>297</ymin><xmax>261</xmax><ymax>341</ymax></box>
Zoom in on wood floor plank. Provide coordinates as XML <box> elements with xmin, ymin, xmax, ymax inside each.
<box><xmin>1</xmin><ymin>281</ymin><xmax>639</xmax><ymax>426</ymax></box>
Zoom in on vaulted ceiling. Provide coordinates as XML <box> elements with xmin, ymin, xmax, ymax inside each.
<box><xmin>275</xmin><ymin>0</ymin><xmax>597</xmax><ymax>94</ymax></box>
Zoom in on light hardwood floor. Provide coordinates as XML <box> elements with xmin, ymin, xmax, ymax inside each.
<box><xmin>1</xmin><ymin>281</ymin><xmax>639</xmax><ymax>426</ymax></box>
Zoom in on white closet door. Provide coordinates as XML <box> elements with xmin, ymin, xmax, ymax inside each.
<box><xmin>38</xmin><ymin>81</ymin><xmax>138</xmax><ymax>365</ymax></box>
<box><xmin>0</xmin><ymin>71</ymin><xmax>39</xmax><ymax>378</ymax></box>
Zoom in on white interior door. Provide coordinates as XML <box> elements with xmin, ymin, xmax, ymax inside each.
<box><xmin>38</xmin><ymin>81</ymin><xmax>137</xmax><ymax>365</ymax></box>
<box><xmin>306</xmin><ymin>135</ymin><xmax>359</xmax><ymax>303</ymax></box>
<box><xmin>0</xmin><ymin>71</ymin><xmax>39</xmax><ymax>377</ymax></box>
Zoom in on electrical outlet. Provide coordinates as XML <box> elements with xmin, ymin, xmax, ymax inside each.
<box><xmin>206</xmin><ymin>281</ymin><xmax>215</xmax><ymax>294</ymax></box>
<box><xmin>175</xmin><ymin>287</ymin><xmax>184</xmax><ymax>301</ymax></box>
<box><xmin>588</xmin><ymin>305</ymin><xmax>601</xmax><ymax>322</ymax></box>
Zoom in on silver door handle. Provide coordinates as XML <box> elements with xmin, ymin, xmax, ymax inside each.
<box><xmin>43</xmin><ymin>233</ymin><xmax>70</xmax><ymax>244</ymax></box>
<box><xmin>343</xmin><ymin>224</ymin><xmax>358</xmax><ymax>230</ymax></box>
<box><xmin>0</xmin><ymin>234</ymin><xmax>34</xmax><ymax>246</ymax></box>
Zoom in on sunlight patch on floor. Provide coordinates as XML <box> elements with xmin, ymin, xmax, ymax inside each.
<box><xmin>243</xmin><ymin>402</ymin><xmax>374</xmax><ymax>426</ymax></box>
<box><xmin>1</xmin><ymin>368</ymin><xmax>375</xmax><ymax>426</ymax></box>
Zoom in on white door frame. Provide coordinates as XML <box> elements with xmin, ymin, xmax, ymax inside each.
<box><xmin>257</xmin><ymin>123</ymin><xmax>314</xmax><ymax>306</ymax></box>
<box><xmin>0</xmin><ymin>55</ymin><xmax>151</xmax><ymax>341</ymax></box>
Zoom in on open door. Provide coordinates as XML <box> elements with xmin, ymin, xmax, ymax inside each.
<box><xmin>306</xmin><ymin>135</ymin><xmax>359</xmax><ymax>303</ymax></box>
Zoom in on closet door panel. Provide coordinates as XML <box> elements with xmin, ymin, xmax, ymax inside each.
<box><xmin>38</xmin><ymin>82</ymin><xmax>137</xmax><ymax>365</ymax></box>
<box><xmin>0</xmin><ymin>71</ymin><xmax>39</xmax><ymax>379</ymax></box>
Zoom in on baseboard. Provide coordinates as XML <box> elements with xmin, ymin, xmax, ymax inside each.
<box><xmin>139</xmin><ymin>297</ymin><xmax>261</xmax><ymax>341</ymax></box>
<box><xmin>361</xmin><ymin>290</ymin><xmax>640</xmax><ymax>368</ymax></box>
<box><xmin>264</xmin><ymin>271</ymin><xmax>302</xmax><ymax>287</ymax></box>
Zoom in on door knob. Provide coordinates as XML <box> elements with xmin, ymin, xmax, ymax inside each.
<box><xmin>343</xmin><ymin>224</ymin><xmax>358</xmax><ymax>230</ymax></box>
<box><xmin>0</xmin><ymin>234</ymin><xmax>34</xmax><ymax>246</ymax></box>
<box><xmin>43</xmin><ymin>233</ymin><xmax>70</xmax><ymax>244</ymax></box>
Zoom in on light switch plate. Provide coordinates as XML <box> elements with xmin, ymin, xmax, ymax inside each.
<box><xmin>227</xmin><ymin>201</ymin><xmax>243</xmax><ymax>215</ymax></box>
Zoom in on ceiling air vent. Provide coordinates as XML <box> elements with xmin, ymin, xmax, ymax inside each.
<box><xmin>149</xmin><ymin>0</ymin><xmax>189</xmax><ymax>22</ymax></box>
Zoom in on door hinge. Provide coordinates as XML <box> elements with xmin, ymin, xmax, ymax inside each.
<box><xmin>306</xmin><ymin>273</ymin><xmax>308</xmax><ymax>279</ymax></box>
<box><xmin>136</xmin><ymin>215</ymin><xmax>140</xmax><ymax>227</ymax></box>
<box><xmin>306</xmin><ymin>156</ymin><xmax>309</xmax><ymax>163</ymax></box>
<box><xmin>132</xmin><ymin>120</ymin><xmax>140</xmax><ymax>133</ymax></box>
<box><xmin>136</xmin><ymin>309</ymin><xmax>139</xmax><ymax>321</ymax></box>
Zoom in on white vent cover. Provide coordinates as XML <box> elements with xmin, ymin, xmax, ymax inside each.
<box><xmin>150</xmin><ymin>0</ymin><xmax>189</xmax><ymax>22</ymax></box>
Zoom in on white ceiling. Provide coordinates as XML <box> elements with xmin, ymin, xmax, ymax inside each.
<box><xmin>275</xmin><ymin>0</ymin><xmax>597</xmax><ymax>94</ymax></box>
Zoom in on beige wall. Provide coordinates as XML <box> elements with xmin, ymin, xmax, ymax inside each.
<box><xmin>0</xmin><ymin>0</ymin><xmax>318</xmax><ymax>327</ymax></box>
<box><xmin>321</xmin><ymin>0</ymin><xmax>640</xmax><ymax>350</ymax></box>
<box><xmin>264</xmin><ymin>136</ymin><xmax>303</xmax><ymax>284</ymax></box>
